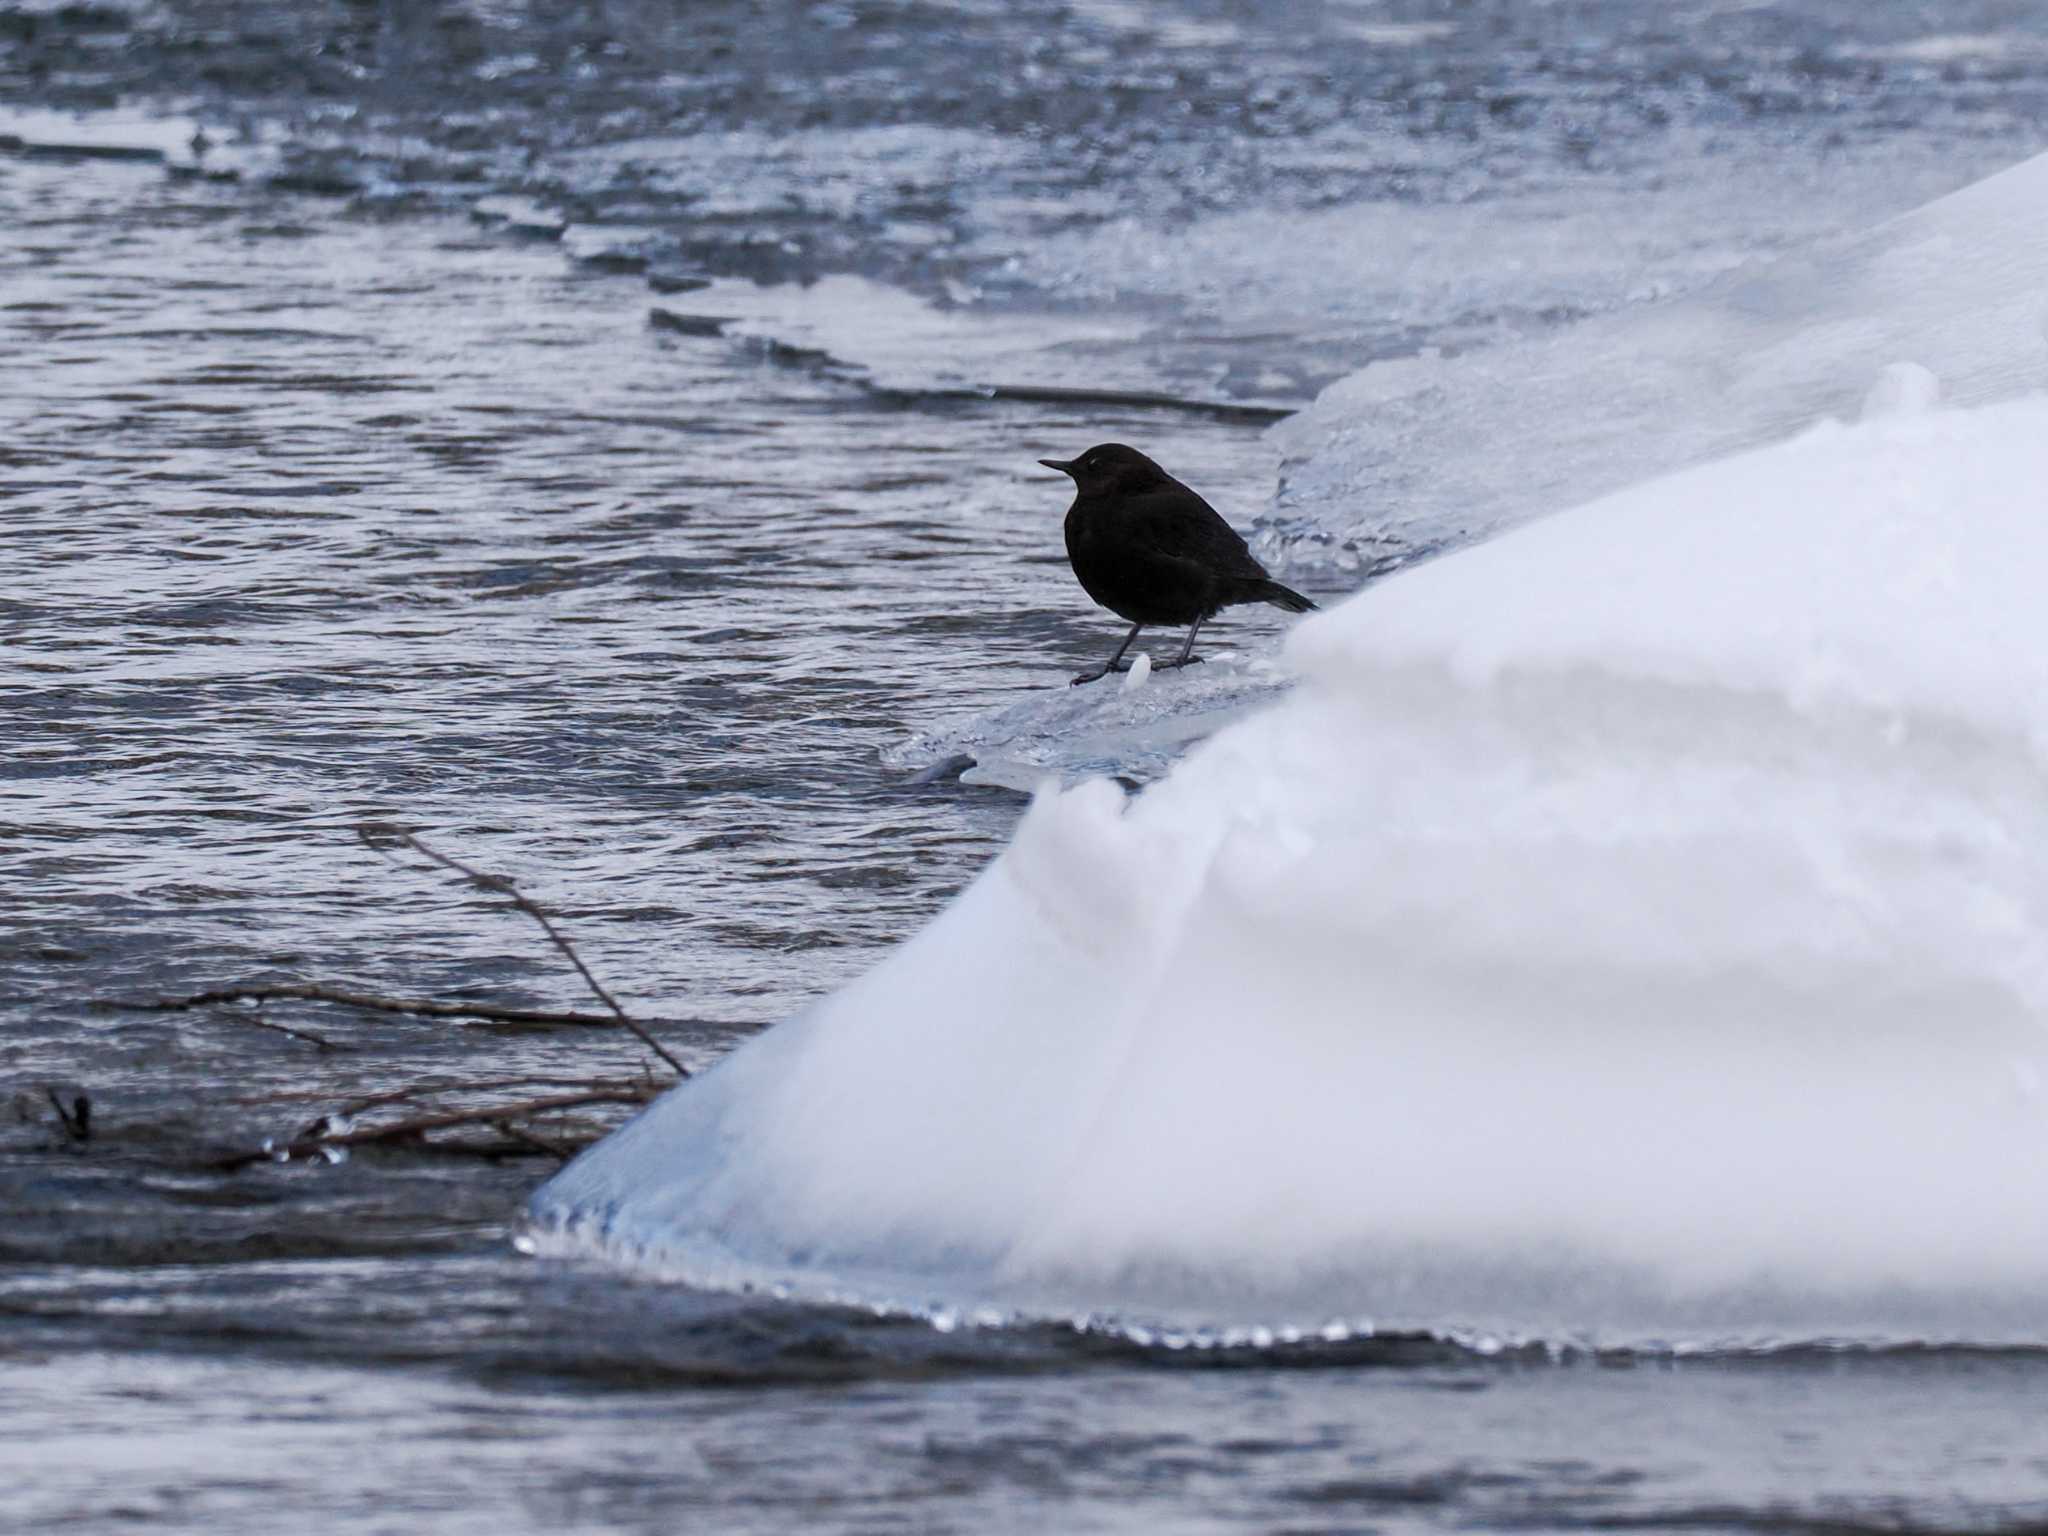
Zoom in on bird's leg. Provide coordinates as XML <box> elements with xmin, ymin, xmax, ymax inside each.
<box><xmin>1159</xmin><ymin>618</ymin><xmax>1205</xmax><ymax>670</ymax></box>
<box><xmin>1071</xmin><ymin>622</ymin><xmax>1143</xmax><ymax>685</ymax></box>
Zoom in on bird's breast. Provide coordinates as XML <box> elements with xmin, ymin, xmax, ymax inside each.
<box><xmin>1063</xmin><ymin>500</ymin><xmax>1215</xmax><ymax>625</ymax></box>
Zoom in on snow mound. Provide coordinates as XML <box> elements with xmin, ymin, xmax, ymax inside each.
<box><xmin>534</xmin><ymin>388</ymin><xmax>2048</xmax><ymax>1346</ymax></box>
<box><xmin>1266</xmin><ymin>150</ymin><xmax>2048</xmax><ymax>571</ymax></box>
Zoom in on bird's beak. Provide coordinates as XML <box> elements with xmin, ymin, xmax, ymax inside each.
<box><xmin>1039</xmin><ymin>458</ymin><xmax>1076</xmax><ymax>475</ymax></box>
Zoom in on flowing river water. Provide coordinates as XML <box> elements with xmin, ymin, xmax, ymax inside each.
<box><xmin>6</xmin><ymin>2</ymin><xmax>2048</xmax><ymax>1528</ymax></box>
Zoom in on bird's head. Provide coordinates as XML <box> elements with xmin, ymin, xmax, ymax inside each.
<box><xmin>1039</xmin><ymin>443</ymin><xmax>1169</xmax><ymax>497</ymax></box>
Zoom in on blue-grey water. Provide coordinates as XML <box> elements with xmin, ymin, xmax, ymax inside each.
<box><xmin>6</xmin><ymin>2</ymin><xmax>2048</xmax><ymax>1529</ymax></box>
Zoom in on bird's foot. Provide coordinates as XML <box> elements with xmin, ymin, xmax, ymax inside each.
<box><xmin>1155</xmin><ymin>654</ymin><xmax>1204</xmax><ymax>671</ymax></box>
<box><xmin>1070</xmin><ymin>658</ymin><xmax>1136</xmax><ymax>686</ymax></box>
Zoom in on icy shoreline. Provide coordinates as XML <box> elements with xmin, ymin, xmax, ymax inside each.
<box><xmin>533</xmin><ymin>150</ymin><xmax>2048</xmax><ymax>1344</ymax></box>
<box><xmin>535</xmin><ymin>390</ymin><xmax>2048</xmax><ymax>1343</ymax></box>
<box><xmin>882</xmin><ymin>151</ymin><xmax>2048</xmax><ymax>787</ymax></box>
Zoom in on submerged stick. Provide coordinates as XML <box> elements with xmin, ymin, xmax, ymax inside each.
<box><xmin>359</xmin><ymin>823</ymin><xmax>689</xmax><ymax>1077</ymax></box>
<box><xmin>490</xmin><ymin>1119</ymin><xmax>577</xmax><ymax>1161</ymax></box>
<box><xmin>291</xmin><ymin>1075</ymin><xmax>656</xmax><ymax>1140</ymax></box>
<box><xmin>214</xmin><ymin>1086</ymin><xmax>659</xmax><ymax>1171</ymax></box>
<box><xmin>223</xmin><ymin>1011</ymin><xmax>351</xmax><ymax>1051</ymax></box>
<box><xmin>110</xmin><ymin>826</ymin><xmax>700</xmax><ymax>1174</ymax></box>
<box><xmin>240</xmin><ymin>1073</ymin><xmax>655</xmax><ymax>1112</ymax></box>
<box><xmin>120</xmin><ymin>981</ymin><xmax>632</xmax><ymax>1031</ymax></box>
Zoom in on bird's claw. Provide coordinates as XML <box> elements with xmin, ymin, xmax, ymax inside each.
<box><xmin>1155</xmin><ymin>655</ymin><xmax>1204</xmax><ymax>671</ymax></box>
<box><xmin>1070</xmin><ymin>658</ymin><xmax>1136</xmax><ymax>686</ymax></box>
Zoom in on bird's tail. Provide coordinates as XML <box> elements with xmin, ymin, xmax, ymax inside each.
<box><xmin>1249</xmin><ymin>577</ymin><xmax>1317</xmax><ymax>614</ymax></box>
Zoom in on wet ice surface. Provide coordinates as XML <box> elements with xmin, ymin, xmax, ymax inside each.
<box><xmin>883</xmin><ymin>651</ymin><xmax>1291</xmax><ymax>790</ymax></box>
<box><xmin>8</xmin><ymin>0</ymin><xmax>2048</xmax><ymax>1528</ymax></box>
<box><xmin>1270</xmin><ymin>145</ymin><xmax>2048</xmax><ymax>568</ymax></box>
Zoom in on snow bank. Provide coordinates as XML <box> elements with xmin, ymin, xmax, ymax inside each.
<box><xmin>1265</xmin><ymin>150</ymin><xmax>2048</xmax><ymax>571</ymax></box>
<box><xmin>534</xmin><ymin>384</ymin><xmax>2048</xmax><ymax>1346</ymax></box>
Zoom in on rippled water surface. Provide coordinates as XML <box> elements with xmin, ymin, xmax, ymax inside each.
<box><xmin>8</xmin><ymin>1</ymin><xmax>2048</xmax><ymax>1529</ymax></box>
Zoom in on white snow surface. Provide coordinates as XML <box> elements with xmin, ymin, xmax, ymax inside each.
<box><xmin>1266</xmin><ymin>149</ymin><xmax>2048</xmax><ymax>570</ymax></box>
<box><xmin>535</xmin><ymin>383</ymin><xmax>2048</xmax><ymax>1346</ymax></box>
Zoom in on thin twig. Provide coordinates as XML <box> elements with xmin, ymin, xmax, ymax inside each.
<box><xmin>249</xmin><ymin>1137</ymin><xmax>561</xmax><ymax>1165</ymax></box>
<box><xmin>114</xmin><ymin>981</ymin><xmax>634</xmax><ymax>1030</ymax></box>
<box><xmin>215</xmin><ymin>1009</ymin><xmax>349</xmax><ymax>1051</ymax></box>
<box><xmin>291</xmin><ymin>1075</ymin><xmax>655</xmax><ymax>1140</ymax></box>
<box><xmin>358</xmin><ymin>823</ymin><xmax>689</xmax><ymax>1077</ymax></box>
<box><xmin>232</xmin><ymin>1074</ymin><xmax>653</xmax><ymax>1110</ymax></box>
<box><xmin>316</xmin><ymin>1088</ymin><xmax>659</xmax><ymax>1140</ymax></box>
<box><xmin>491</xmin><ymin>1119</ymin><xmax>575</xmax><ymax>1160</ymax></box>
<box><xmin>426</xmin><ymin>1140</ymin><xmax>566</xmax><ymax>1160</ymax></box>
<box><xmin>214</xmin><ymin>1087</ymin><xmax>655</xmax><ymax>1171</ymax></box>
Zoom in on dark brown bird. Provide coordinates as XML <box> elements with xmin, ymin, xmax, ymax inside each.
<box><xmin>1041</xmin><ymin>443</ymin><xmax>1317</xmax><ymax>685</ymax></box>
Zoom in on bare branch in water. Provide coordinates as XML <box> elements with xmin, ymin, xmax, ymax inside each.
<box><xmin>490</xmin><ymin>1119</ymin><xmax>576</xmax><ymax>1161</ymax></box>
<box><xmin>105</xmin><ymin>827</ymin><xmax>702</xmax><ymax>1175</ymax></box>
<box><xmin>224</xmin><ymin>1012</ymin><xmax>351</xmax><ymax>1052</ymax></box>
<box><xmin>114</xmin><ymin>981</ymin><xmax>639</xmax><ymax>1032</ymax></box>
<box><xmin>358</xmin><ymin>823</ymin><xmax>689</xmax><ymax>1077</ymax></box>
<box><xmin>290</xmin><ymin>1075</ymin><xmax>656</xmax><ymax>1141</ymax></box>
<box><xmin>214</xmin><ymin>1086</ymin><xmax>660</xmax><ymax>1172</ymax></box>
<box><xmin>234</xmin><ymin>1074</ymin><xmax>656</xmax><ymax>1111</ymax></box>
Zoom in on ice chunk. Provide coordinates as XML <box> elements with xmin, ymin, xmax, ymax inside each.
<box><xmin>1266</xmin><ymin>151</ymin><xmax>2048</xmax><ymax>570</ymax></box>
<box><xmin>536</xmin><ymin>389</ymin><xmax>2048</xmax><ymax>1346</ymax></box>
<box><xmin>881</xmin><ymin>655</ymin><xmax>1279</xmax><ymax>792</ymax></box>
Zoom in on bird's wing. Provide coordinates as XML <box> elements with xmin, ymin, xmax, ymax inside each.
<box><xmin>1121</xmin><ymin>483</ymin><xmax>1262</xmax><ymax>574</ymax></box>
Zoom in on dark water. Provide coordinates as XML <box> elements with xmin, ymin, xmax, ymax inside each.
<box><xmin>7</xmin><ymin>2</ymin><xmax>2048</xmax><ymax>1529</ymax></box>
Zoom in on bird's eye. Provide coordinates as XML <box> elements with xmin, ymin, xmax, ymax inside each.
<box><xmin>1085</xmin><ymin>456</ymin><xmax>1100</xmax><ymax>470</ymax></box>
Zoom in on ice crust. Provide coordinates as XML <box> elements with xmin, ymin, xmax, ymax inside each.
<box><xmin>880</xmin><ymin>652</ymin><xmax>1284</xmax><ymax>793</ymax></box>
<box><xmin>1266</xmin><ymin>150</ymin><xmax>2048</xmax><ymax>570</ymax></box>
<box><xmin>534</xmin><ymin>153</ymin><xmax>2048</xmax><ymax>1345</ymax></box>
